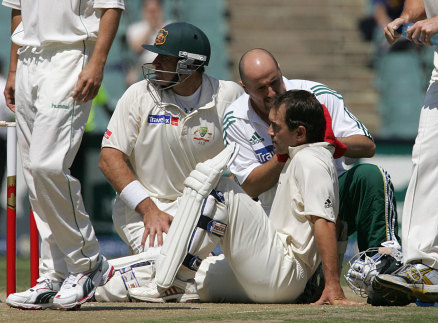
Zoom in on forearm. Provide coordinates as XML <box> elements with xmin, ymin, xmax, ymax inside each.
<box><xmin>314</xmin><ymin>217</ymin><xmax>340</xmax><ymax>287</ymax></box>
<box><xmin>99</xmin><ymin>147</ymin><xmax>137</xmax><ymax>193</ymax></box>
<box><xmin>374</xmin><ymin>3</ymin><xmax>391</xmax><ymax>27</ymax></box>
<box><xmin>400</xmin><ymin>0</ymin><xmax>426</xmax><ymax>21</ymax></box>
<box><xmin>8</xmin><ymin>9</ymin><xmax>21</xmax><ymax>73</ymax></box>
<box><xmin>88</xmin><ymin>8</ymin><xmax>123</xmax><ymax>71</ymax></box>
<box><xmin>240</xmin><ymin>155</ymin><xmax>285</xmax><ymax>197</ymax></box>
<box><xmin>338</xmin><ymin>135</ymin><xmax>375</xmax><ymax>158</ymax></box>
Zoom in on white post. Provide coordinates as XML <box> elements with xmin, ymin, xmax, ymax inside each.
<box><xmin>6</xmin><ymin>122</ymin><xmax>17</xmax><ymax>178</ymax></box>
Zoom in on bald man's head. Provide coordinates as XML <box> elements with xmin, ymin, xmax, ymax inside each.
<box><xmin>238</xmin><ymin>48</ymin><xmax>285</xmax><ymax>115</ymax></box>
<box><xmin>239</xmin><ymin>48</ymin><xmax>279</xmax><ymax>85</ymax></box>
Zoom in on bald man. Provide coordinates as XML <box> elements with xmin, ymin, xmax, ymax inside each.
<box><xmin>223</xmin><ymin>48</ymin><xmax>399</xmax><ymax>254</ymax></box>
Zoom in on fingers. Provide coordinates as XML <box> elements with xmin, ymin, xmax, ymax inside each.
<box><xmin>5</xmin><ymin>94</ymin><xmax>16</xmax><ymax>112</ymax></box>
<box><xmin>384</xmin><ymin>17</ymin><xmax>406</xmax><ymax>45</ymax></box>
<box><xmin>4</xmin><ymin>79</ymin><xmax>16</xmax><ymax>112</ymax></box>
<box><xmin>331</xmin><ymin>298</ymin><xmax>364</xmax><ymax>306</ymax></box>
<box><xmin>421</xmin><ymin>30</ymin><xmax>433</xmax><ymax>46</ymax></box>
<box><xmin>73</xmin><ymin>64</ymin><xmax>103</xmax><ymax>102</ymax></box>
<box><xmin>73</xmin><ymin>79</ymin><xmax>100</xmax><ymax>102</ymax></box>
<box><xmin>410</xmin><ymin>27</ymin><xmax>422</xmax><ymax>45</ymax></box>
<box><xmin>311</xmin><ymin>296</ymin><xmax>364</xmax><ymax>306</ymax></box>
<box><xmin>310</xmin><ymin>298</ymin><xmax>329</xmax><ymax>306</ymax></box>
<box><xmin>141</xmin><ymin>227</ymin><xmax>149</xmax><ymax>249</ymax></box>
<box><xmin>155</xmin><ymin>229</ymin><xmax>163</xmax><ymax>247</ymax></box>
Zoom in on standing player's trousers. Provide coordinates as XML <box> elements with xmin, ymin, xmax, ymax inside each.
<box><xmin>402</xmin><ymin>80</ymin><xmax>438</xmax><ymax>268</ymax></box>
<box><xmin>15</xmin><ymin>41</ymin><xmax>100</xmax><ymax>281</ymax></box>
<box><xmin>338</xmin><ymin>163</ymin><xmax>399</xmax><ymax>251</ymax></box>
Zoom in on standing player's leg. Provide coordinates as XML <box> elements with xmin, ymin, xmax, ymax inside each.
<box><xmin>6</xmin><ymin>48</ymin><xmax>65</xmax><ymax>310</ymax></box>
<box><xmin>374</xmin><ymin>82</ymin><xmax>438</xmax><ymax>304</ymax></box>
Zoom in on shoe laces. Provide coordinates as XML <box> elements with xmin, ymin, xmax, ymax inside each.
<box><xmin>32</xmin><ymin>279</ymin><xmax>53</xmax><ymax>291</ymax></box>
<box><xmin>397</xmin><ymin>264</ymin><xmax>425</xmax><ymax>283</ymax></box>
<box><xmin>62</xmin><ymin>273</ymin><xmax>79</xmax><ymax>289</ymax></box>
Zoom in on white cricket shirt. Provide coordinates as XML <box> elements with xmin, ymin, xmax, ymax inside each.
<box><xmin>102</xmin><ymin>74</ymin><xmax>243</xmax><ymax>201</ymax></box>
<box><xmin>270</xmin><ymin>142</ymin><xmax>338</xmax><ymax>273</ymax></box>
<box><xmin>2</xmin><ymin>0</ymin><xmax>125</xmax><ymax>47</ymax></box>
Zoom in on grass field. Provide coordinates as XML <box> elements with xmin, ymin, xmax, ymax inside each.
<box><xmin>1</xmin><ymin>257</ymin><xmax>438</xmax><ymax>322</ymax></box>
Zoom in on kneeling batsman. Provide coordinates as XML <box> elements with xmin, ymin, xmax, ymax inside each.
<box><xmin>96</xmin><ymin>143</ymin><xmax>239</xmax><ymax>302</ymax></box>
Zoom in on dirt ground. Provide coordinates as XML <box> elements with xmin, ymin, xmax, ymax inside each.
<box><xmin>1</xmin><ymin>293</ymin><xmax>437</xmax><ymax>322</ymax></box>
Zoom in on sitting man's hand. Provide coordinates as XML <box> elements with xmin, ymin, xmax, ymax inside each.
<box><xmin>311</xmin><ymin>282</ymin><xmax>363</xmax><ymax>306</ymax></box>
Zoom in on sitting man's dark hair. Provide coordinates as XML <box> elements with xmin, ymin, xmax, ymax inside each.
<box><xmin>272</xmin><ymin>90</ymin><xmax>325</xmax><ymax>143</ymax></box>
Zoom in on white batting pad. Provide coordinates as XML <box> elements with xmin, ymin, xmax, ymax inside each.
<box><xmin>155</xmin><ymin>144</ymin><xmax>237</xmax><ymax>288</ymax></box>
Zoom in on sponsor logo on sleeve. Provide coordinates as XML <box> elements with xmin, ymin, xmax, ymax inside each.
<box><xmin>324</xmin><ymin>198</ymin><xmax>333</xmax><ymax>208</ymax></box>
<box><xmin>104</xmin><ymin>129</ymin><xmax>112</xmax><ymax>139</ymax></box>
<box><xmin>255</xmin><ymin>145</ymin><xmax>274</xmax><ymax>164</ymax></box>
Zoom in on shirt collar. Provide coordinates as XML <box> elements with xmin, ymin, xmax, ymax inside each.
<box><xmin>288</xmin><ymin>142</ymin><xmax>334</xmax><ymax>159</ymax></box>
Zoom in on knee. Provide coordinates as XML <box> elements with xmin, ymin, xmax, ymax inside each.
<box><xmin>348</xmin><ymin>164</ymin><xmax>387</xmax><ymax>188</ymax></box>
<box><xmin>29</xmin><ymin>156</ymin><xmax>64</xmax><ymax>179</ymax></box>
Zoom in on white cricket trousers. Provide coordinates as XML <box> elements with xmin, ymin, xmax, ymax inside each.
<box><xmin>15</xmin><ymin>41</ymin><xmax>100</xmax><ymax>282</ymax></box>
<box><xmin>113</xmin><ymin>178</ymin><xmax>309</xmax><ymax>303</ymax></box>
<box><xmin>195</xmin><ymin>178</ymin><xmax>308</xmax><ymax>303</ymax></box>
<box><xmin>402</xmin><ymin>79</ymin><xmax>438</xmax><ymax>268</ymax></box>
<box><xmin>112</xmin><ymin>196</ymin><xmax>175</xmax><ymax>253</ymax></box>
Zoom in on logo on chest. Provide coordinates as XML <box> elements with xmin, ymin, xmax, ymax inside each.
<box><xmin>193</xmin><ymin>126</ymin><xmax>213</xmax><ymax>144</ymax></box>
<box><xmin>249</xmin><ymin>132</ymin><xmax>265</xmax><ymax>145</ymax></box>
<box><xmin>255</xmin><ymin>145</ymin><xmax>274</xmax><ymax>164</ymax></box>
<box><xmin>148</xmin><ymin>114</ymin><xmax>179</xmax><ymax>126</ymax></box>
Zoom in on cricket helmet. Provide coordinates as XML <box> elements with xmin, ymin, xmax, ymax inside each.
<box><xmin>142</xmin><ymin>22</ymin><xmax>211</xmax><ymax>91</ymax></box>
<box><xmin>143</xmin><ymin>21</ymin><xmax>210</xmax><ymax>71</ymax></box>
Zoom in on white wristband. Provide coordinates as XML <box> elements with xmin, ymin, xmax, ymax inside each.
<box><xmin>120</xmin><ymin>180</ymin><xmax>149</xmax><ymax>210</ymax></box>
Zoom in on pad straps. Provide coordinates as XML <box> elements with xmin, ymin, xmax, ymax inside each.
<box><xmin>183</xmin><ymin>190</ymin><xmax>227</xmax><ymax>272</ymax></box>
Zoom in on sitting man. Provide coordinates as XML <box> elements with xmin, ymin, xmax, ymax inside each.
<box><xmin>127</xmin><ymin>90</ymin><xmax>360</xmax><ymax>305</ymax></box>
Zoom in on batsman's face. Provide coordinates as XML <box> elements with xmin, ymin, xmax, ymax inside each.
<box><xmin>244</xmin><ymin>68</ymin><xmax>285</xmax><ymax>113</ymax></box>
<box><xmin>267</xmin><ymin>104</ymin><xmax>299</xmax><ymax>154</ymax></box>
<box><xmin>151</xmin><ymin>54</ymin><xmax>179</xmax><ymax>86</ymax></box>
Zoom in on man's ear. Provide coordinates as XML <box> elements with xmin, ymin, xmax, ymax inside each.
<box><xmin>296</xmin><ymin>125</ymin><xmax>307</xmax><ymax>144</ymax></box>
<box><xmin>239</xmin><ymin>80</ymin><xmax>250</xmax><ymax>94</ymax></box>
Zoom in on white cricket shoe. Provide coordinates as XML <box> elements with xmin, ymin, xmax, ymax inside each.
<box><xmin>6</xmin><ymin>279</ymin><xmax>62</xmax><ymax>310</ymax></box>
<box><xmin>53</xmin><ymin>255</ymin><xmax>114</xmax><ymax>310</ymax></box>
<box><xmin>129</xmin><ymin>278</ymin><xmax>199</xmax><ymax>303</ymax></box>
<box><xmin>374</xmin><ymin>263</ymin><xmax>438</xmax><ymax>303</ymax></box>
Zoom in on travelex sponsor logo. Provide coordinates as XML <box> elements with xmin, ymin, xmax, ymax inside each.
<box><xmin>255</xmin><ymin>145</ymin><xmax>274</xmax><ymax>164</ymax></box>
<box><xmin>249</xmin><ymin>132</ymin><xmax>264</xmax><ymax>145</ymax></box>
<box><xmin>148</xmin><ymin>114</ymin><xmax>179</xmax><ymax>126</ymax></box>
<box><xmin>104</xmin><ymin>129</ymin><xmax>112</xmax><ymax>139</ymax></box>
